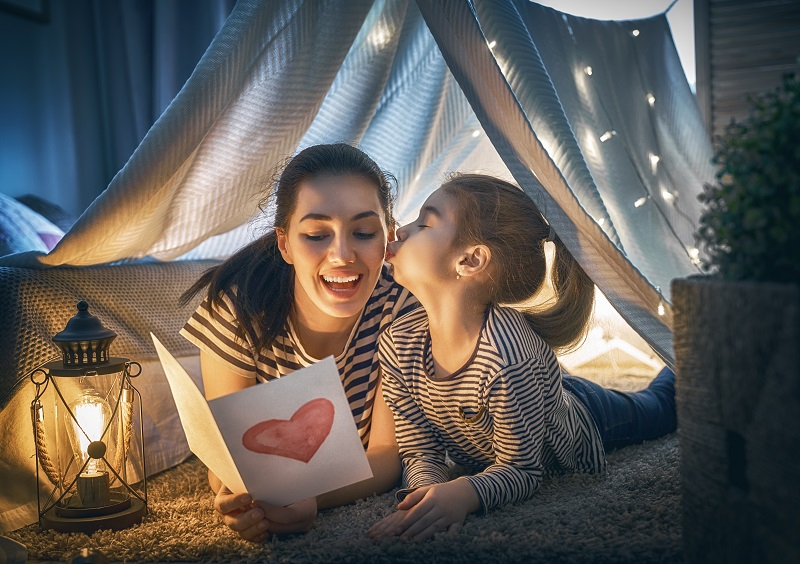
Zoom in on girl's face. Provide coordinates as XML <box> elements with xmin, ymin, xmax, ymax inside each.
<box><xmin>386</xmin><ymin>187</ymin><xmax>461</xmax><ymax>294</ymax></box>
<box><xmin>277</xmin><ymin>174</ymin><xmax>389</xmax><ymax>325</ymax></box>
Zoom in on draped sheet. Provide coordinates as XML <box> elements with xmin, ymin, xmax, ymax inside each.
<box><xmin>0</xmin><ymin>0</ymin><xmax>714</xmax><ymax>365</ymax></box>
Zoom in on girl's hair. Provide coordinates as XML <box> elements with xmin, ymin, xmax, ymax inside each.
<box><xmin>180</xmin><ymin>143</ymin><xmax>396</xmax><ymax>352</ymax></box>
<box><xmin>442</xmin><ymin>173</ymin><xmax>594</xmax><ymax>352</ymax></box>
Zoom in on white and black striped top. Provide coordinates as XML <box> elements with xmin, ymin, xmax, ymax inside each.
<box><xmin>380</xmin><ymin>305</ymin><xmax>606</xmax><ymax>511</ymax></box>
<box><xmin>181</xmin><ymin>266</ymin><xmax>417</xmax><ymax>447</ymax></box>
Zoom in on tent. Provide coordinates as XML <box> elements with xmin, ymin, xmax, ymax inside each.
<box><xmin>0</xmin><ymin>0</ymin><xmax>714</xmax><ymax>532</ymax></box>
<box><xmin>1</xmin><ymin>0</ymin><xmax>714</xmax><ymax>363</ymax></box>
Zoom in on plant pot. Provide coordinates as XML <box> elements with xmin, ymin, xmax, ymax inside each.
<box><xmin>671</xmin><ymin>277</ymin><xmax>800</xmax><ymax>563</ymax></box>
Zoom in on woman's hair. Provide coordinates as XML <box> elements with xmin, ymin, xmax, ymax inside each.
<box><xmin>442</xmin><ymin>173</ymin><xmax>594</xmax><ymax>352</ymax></box>
<box><xmin>180</xmin><ymin>143</ymin><xmax>396</xmax><ymax>352</ymax></box>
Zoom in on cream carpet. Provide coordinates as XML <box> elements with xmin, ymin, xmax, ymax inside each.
<box><xmin>6</xmin><ymin>432</ymin><xmax>680</xmax><ymax>563</ymax></box>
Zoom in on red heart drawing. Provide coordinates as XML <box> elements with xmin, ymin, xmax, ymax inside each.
<box><xmin>241</xmin><ymin>398</ymin><xmax>335</xmax><ymax>463</ymax></box>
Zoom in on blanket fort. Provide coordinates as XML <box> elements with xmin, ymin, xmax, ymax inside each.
<box><xmin>152</xmin><ymin>334</ymin><xmax>372</xmax><ymax>506</ymax></box>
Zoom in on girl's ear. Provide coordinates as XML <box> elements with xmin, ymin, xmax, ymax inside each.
<box><xmin>275</xmin><ymin>228</ymin><xmax>294</xmax><ymax>265</ymax></box>
<box><xmin>457</xmin><ymin>244</ymin><xmax>491</xmax><ymax>278</ymax></box>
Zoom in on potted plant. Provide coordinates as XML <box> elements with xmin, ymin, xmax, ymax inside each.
<box><xmin>671</xmin><ymin>74</ymin><xmax>799</xmax><ymax>564</ymax></box>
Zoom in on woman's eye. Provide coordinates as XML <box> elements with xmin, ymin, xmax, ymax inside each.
<box><xmin>304</xmin><ymin>234</ymin><xmax>327</xmax><ymax>241</ymax></box>
<box><xmin>418</xmin><ymin>224</ymin><xmax>429</xmax><ymax>230</ymax></box>
<box><xmin>355</xmin><ymin>232</ymin><xmax>377</xmax><ymax>240</ymax></box>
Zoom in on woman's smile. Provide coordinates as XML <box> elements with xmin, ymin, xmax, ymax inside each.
<box><xmin>320</xmin><ymin>272</ymin><xmax>363</xmax><ymax>295</ymax></box>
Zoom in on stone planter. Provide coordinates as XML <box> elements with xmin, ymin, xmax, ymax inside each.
<box><xmin>671</xmin><ymin>277</ymin><xmax>800</xmax><ymax>563</ymax></box>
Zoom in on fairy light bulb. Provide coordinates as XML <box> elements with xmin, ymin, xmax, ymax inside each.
<box><xmin>647</xmin><ymin>93</ymin><xmax>656</xmax><ymax>106</ymax></box>
<box><xmin>649</xmin><ymin>153</ymin><xmax>660</xmax><ymax>174</ymax></box>
<box><xmin>656</xmin><ymin>287</ymin><xmax>666</xmax><ymax>316</ymax></box>
<box><xmin>584</xmin><ymin>65</ymin><xmax>593</xmax><ymax>76</ymax></box>
<box><xmin>599</xmin><ymin>130</ymin><xmax>616</xmax><ymax>142</ymax></box>
<box><xmin>598</xmin><ymin>217</ymin><xmax>605</xmax><ymax>226</ymax></box>
<box><xmin>634</xmin><ymin>196</ymin><xmax>648</xmax><ymax>208</ymax></box>
<box><xmin>472</xmin><ymin>129</ymin><xmax>481</xmax><ymax>138</ymax></box>
<box><xmin>487</xmin><ymin>40</ymin><xmax>496</xmax><ymax>49</ymax></box>
<box><xmin>661</xmin><ymin>189</ymin><xmax>676</xmax><ymax>203</ymax></box>
<box><xmin>632</xmin><ymin>29</ymin><xmax>640</xmax><ymax>37</ymax></box>
<box><xmin>688</xmin><ymin>247</ymin><xmax>701</xmax><ymax>265</ymax></box>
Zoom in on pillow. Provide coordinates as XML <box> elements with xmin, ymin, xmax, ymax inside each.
<box><xmin>14</xmin><ymin>194</ymin><xmax>76</xmax><ymax>232</ymax></box>
<box><xmin>0</xmin><ymin>192</ymin><xmax>65</xmax><ymax>257</ymax></box>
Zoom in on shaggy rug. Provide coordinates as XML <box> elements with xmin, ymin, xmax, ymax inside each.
<box><xmin>6</xmin><ymin>432</ymin><xmax>681</xmax><ymax>563</ymax></box>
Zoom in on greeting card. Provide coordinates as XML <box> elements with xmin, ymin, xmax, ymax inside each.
<box><xmin>151</xmin><ymin>334</ymin><xmax>373</xmax><ymax>506</ymax></box>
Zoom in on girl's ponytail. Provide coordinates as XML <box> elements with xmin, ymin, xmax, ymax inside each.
<box><xmin>521</xmin><ymin>237</ymin><xmax>594</xmax><ymax>353</ymax></box>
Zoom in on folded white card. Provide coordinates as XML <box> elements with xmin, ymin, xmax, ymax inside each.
<box><xmin>151</xmin><ymin>333</ymin><xmax>373</xmax><ymax>506</ymax></box>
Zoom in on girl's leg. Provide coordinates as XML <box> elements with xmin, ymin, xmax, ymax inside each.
<box><xmin>561</xmin><ymin>367</ymin><xmax>677</xmax><ymax>451</ymax></box>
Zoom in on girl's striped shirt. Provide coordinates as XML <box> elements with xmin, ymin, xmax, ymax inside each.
<box><xmin>380</xmin><ymin>305</ymin><xmax>606</xmax><ymax>512</ymax></box>
<box><xmin>181</xmin><ymin>266</ymin><xmax>417</xmax><ymax>447</ymax></box>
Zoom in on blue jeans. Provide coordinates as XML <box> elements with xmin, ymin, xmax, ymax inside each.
<box><xmin>561</xmin><ymin>367</ymin><xmax>677</xmax><ymax>451</ymax></box>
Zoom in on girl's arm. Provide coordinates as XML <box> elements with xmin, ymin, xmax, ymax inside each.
<box><xmin>379</xmin><ymin>333</ymin><xmax>450</xmax><ymax>488</ymax></box>
<box><xmin>316</xmin><ymin>376</ymin><xmax>402</xmax><ymax>508</ymax></box>
<box><xmin>461</xmin><ymin>359</ymin><xmax>547</xmax><ymax>512</ymax></box>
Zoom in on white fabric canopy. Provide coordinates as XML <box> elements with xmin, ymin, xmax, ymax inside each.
<box><xmin>1</xmin><ymin>0</ymin><xmax>714</xmax><ymax>365</ymax></box>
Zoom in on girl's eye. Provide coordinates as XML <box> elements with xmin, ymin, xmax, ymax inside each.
<box><xmin>418</xmin><ymin>224</ymin><xmax>429</xmax><ymax>230</ymax></box>
<box><xmin>355</xmin><ymin>232</ymin><xmax>377</xmax><ymax>240</ymax></box>
<box><xmin>304</xmin><ymin>234</ymin><xmax>327</xmax><ymax>241</ymax></box>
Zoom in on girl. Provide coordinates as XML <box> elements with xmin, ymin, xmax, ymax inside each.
<box><xmin>368</xmin><ymin>174</ymin><xmax>676</xmax><ymax>540</ymax></box>
<box><xmin>180</xmin><ymin>143</ymin><xmax>417</xmax><ymax>541</ymax></box>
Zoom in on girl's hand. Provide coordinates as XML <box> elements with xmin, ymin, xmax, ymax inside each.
<box><xmin>366</xmin><ymin>508</ymin><xmax>410</xmax><ymax>539</ymax></box>
<box><xmin>368</xmin><ymin>479</ymin><xmax>480</xmax><ymax>540</ymax></box>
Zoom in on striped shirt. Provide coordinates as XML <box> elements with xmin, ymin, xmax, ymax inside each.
<box><xmin>380</xmin><ymin>305</ymin><xmax>605</xmax><ymax>512</ymax></box>
<box><xmin>181</xmin><ymin>265</ymin><xmax>417</xmax><ymax>447</ymax></box>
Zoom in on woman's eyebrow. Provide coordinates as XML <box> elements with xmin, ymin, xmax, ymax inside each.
<box><xmin>298</xmin><ymin>210</ymin><xmax>381</xmax><ymax>222</ymax></box>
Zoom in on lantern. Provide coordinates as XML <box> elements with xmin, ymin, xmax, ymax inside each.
<box><xmin>29</xmin><ymin>301</ymin><xmax>147</xmax><ymax>533</ymax></box>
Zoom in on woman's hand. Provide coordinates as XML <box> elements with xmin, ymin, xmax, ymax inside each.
<box><xmin>367</xmin><ymin>478</ymin><xmax>480</xmax><ymax>540</ymax></box>
<box><xmin>214</xmin><ymin>485</ymin><xmax>270</xmax><ymax>542</ymax></box>
<box><xmin>214</xmin><ymin>486</ymin><xmax>318</xmax><ymax>542</ymax></box>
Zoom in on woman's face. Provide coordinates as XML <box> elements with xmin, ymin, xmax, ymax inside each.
<box><xmin>386</xmin><ymin>187</ymin><xmax>460</xmax><ymax>296</ymax></box>
<box><xmin>277</xmin><ymin>174</ymin><xmax>389</xmax><ymax>325</ymax></box>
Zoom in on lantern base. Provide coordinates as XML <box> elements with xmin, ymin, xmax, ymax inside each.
<box><xmin>41</xmin><ymin>497</ymin><xmax>146</xmax><ymax>534</ymax></box>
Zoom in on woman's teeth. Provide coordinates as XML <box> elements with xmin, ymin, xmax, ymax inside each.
<box><xmin>322</xmin><ymin>274</ymin><xmax>361</xmax><ymax>290</ymax></box>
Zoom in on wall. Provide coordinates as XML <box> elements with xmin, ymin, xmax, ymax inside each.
<box><xmin>694</xmin><ymin>0</ymin><xmax>800</xmax><ymax>140</ymax></box>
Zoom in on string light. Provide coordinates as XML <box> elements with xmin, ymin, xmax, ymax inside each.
<box><xmin>472</xmin><ymin>129</ymin><xmax>481</xmax><ymax>138</ymax></box>
<box><xmin>599</xmin><ymin>130</ymin><xmax>616</xmax><ymax>142</ymax></box>
<box><xmin>688</xmin><ymin>247</ymin><xmax>701</xmax><ymax>265</ymax></box>
<box><xmin>487</xmin><ymin>40</ymin><xmax>497</xmax><ymax>49</ymax></box>
<box><xmin>661</xmin><ymin>189</ymin><xmax>676</xmax><ymax>203</ymax></box>
<box><xmin>649</xmin><ymin>153</ymin><xmax>660</xmax><ymax>174</ymax></box>
<box><xmin>584</xmin><ymin>65</ymin><xmax>593</xmax><ymax>76</ymax></box>
<box><xmin>597</xmin><ymin>217</ymin><xmax>605</xmax><ymax>226</ymax></box>
<box><xmin>647</xmin><ymin>93</ymin><xmax>656</xmax><ymax>106</ymax></box>
<box><xmin>656</xmin><ymin>287</ymin><xmax>666</xmax><ymax>316</ymax></box>
<box><xmin>632</xmin><ymin>29</ymin><xmax>640</xmax><ymax>37</ymax></box>
<box><xmin>634</xmin><ymin>196</ymin><xmax>649</xmax><ymax>208</ymax></box>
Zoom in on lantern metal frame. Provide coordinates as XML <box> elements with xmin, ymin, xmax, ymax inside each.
<box><xmin>29</xmin><ymin>302</ymin><xmax>148</xmax><ymax>534</ymax></box>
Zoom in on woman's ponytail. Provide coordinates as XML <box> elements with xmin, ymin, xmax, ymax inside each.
<box><xmin>180</xmin><ymin>232</ymin><xmax>294</xmax><ymax>352</ymax></box>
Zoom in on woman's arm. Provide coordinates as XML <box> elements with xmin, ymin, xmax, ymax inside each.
<box><xmin>316</xmin><ymin>376</ymin><xmax>401</xmax><ymax>509</ymax></box>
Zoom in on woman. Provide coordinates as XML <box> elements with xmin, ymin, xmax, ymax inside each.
<box><xmin>367</xmin><ymin>174</ymin><xmax>676</xmax><ymax>540</ymax></box>
<box><xmin>180</xmin><ymin>143</ymin><xmax>417</xmax><ymax>541</ymax></box>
